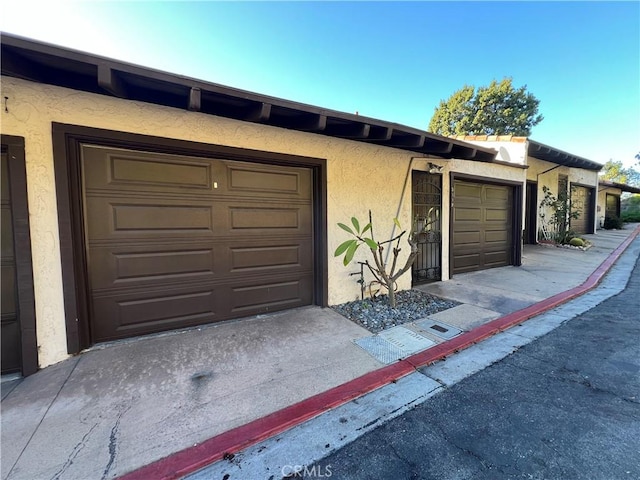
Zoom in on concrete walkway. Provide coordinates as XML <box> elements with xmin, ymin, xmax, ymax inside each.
<box><xmin>1</xmin><ymin>225</ymin><xmax>638</xmax><ymax>480</ymax></box>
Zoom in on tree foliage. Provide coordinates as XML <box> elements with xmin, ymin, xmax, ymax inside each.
<box><xmin>600</xmin><ymin>160</ymin><xmax>640</xmax><ymax>187</ymax></box>
<box><xmin>428</xmin><ymin>77</ymin><xmax>543</xmax><ymax>136</ymax></box>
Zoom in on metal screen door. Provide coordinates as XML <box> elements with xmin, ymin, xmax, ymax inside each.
<box><xmin>412</xmin><ymin>171</ymin><xmax>442</xmax><ymax>283</ymax></box>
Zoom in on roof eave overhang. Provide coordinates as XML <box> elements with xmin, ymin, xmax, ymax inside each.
<box><xmin>0</xmin><ymin>32</ymin><xmax>498</xmax><ymax>163</ymax></box>
<box><xmin>598</xmin><ymin>181</ymin><xmax>640</xmax><ymax>194</ymax></box>
<box><xmin>527</xmin><ymin>139</ymin><xmax>602</xmax><ymax>171</ymax></box>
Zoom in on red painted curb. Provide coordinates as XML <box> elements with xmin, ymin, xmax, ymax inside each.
<box><xmin>119</xmin><ymin>360</ymin><xmax>415</xmax><ymax>480</ymax></box>
<box><xmin>120</xmin><ymin>226</ymin><xmax>639</xmax><ymax>480</ymax></box>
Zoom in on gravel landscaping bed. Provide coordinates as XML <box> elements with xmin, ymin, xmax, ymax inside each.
<box><xmin>331</xmin><ymin>289</ymin><xmax>460</xmax><ymax>334</ymax></box>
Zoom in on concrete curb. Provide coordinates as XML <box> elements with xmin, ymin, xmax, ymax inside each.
<box><xmin>119</xmin><ymin>225</ymin><xmax>640</xmax><ymax>480</ymax></box>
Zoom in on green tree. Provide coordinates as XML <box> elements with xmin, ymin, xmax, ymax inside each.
<box><xmin>601</xmin><ymin>160</ymin><xmax>640</xmax><ymax>186</ymax></box>
<box><xmin>428</xmin><ymin>77</ymin><xmax>543</xmax><ymax>136</ymax></box>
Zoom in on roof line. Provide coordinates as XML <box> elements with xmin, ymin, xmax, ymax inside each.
<box><xmin>527</xmin><ymin>138</ymin><xmax>602</xmax><ymax>171</ymax></box>
<box><xmin>1</xmin><ymin>32</ymin><xmax>500</xmax><ymax>162</ymax></box>
<box><xmin>598</xmin><ymin>180</ymin><xmax>640</xmax><ymax>194</ymax></box>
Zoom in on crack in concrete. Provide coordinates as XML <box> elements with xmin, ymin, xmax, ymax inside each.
<box><xmin>101</xmin><ymin>404</ymin><xmax>131</xmax><ymax>479</ymax></box>
<box><xmin>6</xmin><ymin>356</ymin><xmax>83</xmax><ymax>480</ymax></box>
<box><xmin>51</xmin><ymin>422</ymin><xmax>99</xmax><ymax>480</ymax></box>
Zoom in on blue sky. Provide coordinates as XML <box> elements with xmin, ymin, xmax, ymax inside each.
<box><xmin>2</xmin><ymin>1</ymin><xmax>639</xmax><ymax>166</ymax></box>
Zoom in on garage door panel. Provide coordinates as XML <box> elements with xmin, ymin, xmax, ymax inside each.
<box><xmin>83</xmin><ymin>146</ymin><xmax>217</xmax><ymax>193</ymax></box>
<box><xmin>484</xmin><ymin>251</ymin><xmax>510</xmax><ymax>267</ymax></box>
<box><xmin>227</xmin><ymin>163</ymin><xmax>310</xmax><ymax>198</ymax></box>
<box><xmin>230</xmin><ymin>276</ymin><xmax>313</xmax><ymax>314</ymax></box>
<box><xmin>452</xmin><ymin>231</ymin><xmax>481</xmax><ymax>246</ymax></box>
<box><xmin>485</xmin><ymin>207</ymin><xmax>508</xmax><ymax>222</ymax></box>
<box><xmin>230</xmin><ymin>206</ymin><xmax>301</xmax><ymax>230</ymax></box>
<box><xmin>92</xmin><ymin>288</ymin><xmax>218</xmax><ymax>341</ymax></box>
<box><xmin>88</xmin><ymin>244</ymin><xmax>216</xmax><ymax>289</ymax></box>
<box><xmin>453</xmin><ymin>253</ymin><xmax>481</xmax><ymax>273</ymax></box>
<box><xmin>113</xmin><ymin>204</ymin><xmax>214</xmax><ymax>232</ymax></box>
<box><xmin>454</xmin><ymin>207</ymin><xmax>480</xmax><ymax>222</ymax></box>
<box><xmin>485</xmin><ymin>186</ymin><xmax>509</xmax><ymax>202</ymax></box>
<box><xmin>85</xmin><ymin>197</ymin><xmax>215</xmax><ymax>238</ymax></box>
<box><xmin>455</xmin><ymin>183</ymin><xmax>482</xmax><ymax>199</ymax></box>
<box><xmin>229</xmin><ymin>243</ymin><xmax>308</xmax><ymax>273</ymax></box>
<box><xmin>484</xmin><ymin>229</ymin><xmax>508</xmax><ymax>243</ymax></box>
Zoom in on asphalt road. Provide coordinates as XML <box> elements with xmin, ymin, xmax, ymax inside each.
<box><xmin>308</xmin><ymin>256</ymin><xmax>640</xmax><ymax>480</ymax></box>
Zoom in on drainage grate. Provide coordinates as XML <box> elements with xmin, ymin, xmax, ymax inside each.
<box><xmin>378</xmin><ymin>326</ymin><xmax>436</xmax><ymax>352</ymax></box>
<box><xmin>353</xmin><ymin>336</ymin><xmax>407</xmax><ymax>365</ymax></box>
<box><xmin>354</xmin><ymin>326</ymin><xmax>436</xmax><ymax>364</ymax></box>
<box><xmin>415</xmin><ymin>319</ymin><xmax>462</xmax><ymax>340</ymax></box>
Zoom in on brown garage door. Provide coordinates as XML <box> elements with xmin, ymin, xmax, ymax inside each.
<box><xmin>82</xmin><ymin>145</ymin><xmax>314</xmax><ymax>343</ymax></box>
<box><xmin>570</xmin><ymin>185</ymin><xmax>593</xmax><ymax>234</ymax></box>
<box><xmin>452</xmin><ymin>180</ymin><xmax>513</xmax><ymax>275</ymax></box>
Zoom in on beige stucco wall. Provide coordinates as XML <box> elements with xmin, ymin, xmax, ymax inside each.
<box><xmin>526</xmin><ymin>157</ymin><xmax>599</xmax><ymax>237</ymax></box>
<box><xmin>2</xmin><ymin>76</ymin><xmax>438</xmax><ymax>367</ymax></box>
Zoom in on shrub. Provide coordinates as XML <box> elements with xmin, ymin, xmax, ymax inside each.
<box><xmin>603</xmin><ymin>215</ymin><xmax>624</xmax><ymax>230</ymax></box>
<box><xmin>621</xmin><ymin>211</ymin><xmax>640</xmax><ymax>223</ymax></box>
<box><xmin>569</xmin><ymin>238</ymin><xmax>585</xmax><ymax>247</ymax></box>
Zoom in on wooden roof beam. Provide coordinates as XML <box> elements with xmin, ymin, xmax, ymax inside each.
<box><xmin>97</xmin><ymin>64</ymin><xmax>126</xmax><ymax>98</ymax></box>
<box><xmin>244</xmin><ymin>102</ymin><xmax>272</xmax><ymax>122</ymax></box>
<box><xmin>188</xmin><ymin>87</ymin><xmax>201</xmax><ymax>112</ymax></box>
<box><xmin>325</xmin><ymin>122</ymin><xmax>370</xmax><ymax>139</ymax></box>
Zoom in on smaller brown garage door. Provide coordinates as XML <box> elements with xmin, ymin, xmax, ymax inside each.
<box><xmin>452</xmin><ymin>180</ymin><xmax>513</xmax><ymax>275</ymax></box>
<box><xmin>570</xmin><ymin>185</ymin><xmax>593</xmax><ymax>235</ymax></box>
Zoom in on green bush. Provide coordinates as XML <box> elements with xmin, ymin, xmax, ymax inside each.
<box><xmin>603</xmin><ymin>215</ymin><xmax>624</xmax><ymax>230</ymax></box>
<box><xmin>621</xmin><ymin>211</ymin><xmax>640</xmax><ymax>223</ymax></box>
<box><xmin>569</xmin><ymin>237</ymin><xmax>585</xmax><ymax>247</ymax></box>
<box><xmin>556</xmin><ymin>229</ymin><xmax>577</xmax><ymax>244</ymax></box>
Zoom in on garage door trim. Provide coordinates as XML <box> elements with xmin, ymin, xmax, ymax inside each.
<box><xmin>449</xmin><ymin>173</ymin><xmax>523</xmax><ymax>277</ymax></box>
<box><xmin>1</xmin><ymin>135</ymin><xmax>38</xmax><ymax>375</ymax></box>
<box><xmin>53</xmin><ymin>123</ymin><xmax>328</xmax><ymax>354</ymax></box>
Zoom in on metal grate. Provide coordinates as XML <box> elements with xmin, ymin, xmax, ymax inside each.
<box><xmin>354</xmin><ymin>326</ymin><xmax>436</xmax><ymax>364</ymax></box>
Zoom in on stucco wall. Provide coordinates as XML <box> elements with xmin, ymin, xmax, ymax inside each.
<box><xmin>2</xmin><ymin>77</ymin><xmax>433</xmax><ymax>367</ymax></box>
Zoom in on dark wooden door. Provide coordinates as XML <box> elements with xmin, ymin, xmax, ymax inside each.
<box><xmin>605</xmin><ymin>194</ymin><xmax>620</xmax><ymax>219</ymax></box>
<box><xmin>82</xmin><ymin>146</ymin><xmax>314</xmax><ymax>343</ymax></box>
<box><xmin>1</xmin><ymin>152</ymin><xmax>21</xmax><ymax>374</ymax></box>
<box><xmin>452</xmin><ymin>180</ymin><xmax>513</xmax><ymax>275</ymax></box>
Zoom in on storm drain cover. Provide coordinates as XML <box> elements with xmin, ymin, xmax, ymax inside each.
<box><xmin>353</xmin><ymin>336</ymin><xmax>407</xmax><ymax>365</ymax></box>
<box><xmin>415</xmin><ymin>319</ymin><xmax>462</xmax><ymax>340</ymax></box>
<box><xmin>354</xmin><ymin>326</ymin><xmax>436</xmax><ymax>364</ymax></box>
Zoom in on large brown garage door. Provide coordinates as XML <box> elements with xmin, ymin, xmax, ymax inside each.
<box><xmin>82</xmin><ymin>145</ymin><xmax>314</xmax><ymax>343</ymax></box>
<box><xmin>452</xmin><ymin>180</ymin><xmax>513</xmax><ymax>275</ymax></box>
<box><xmin>570</xmin><ymin>185</ymin><xmax>593</xmax><ymax>234</ymax></box>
